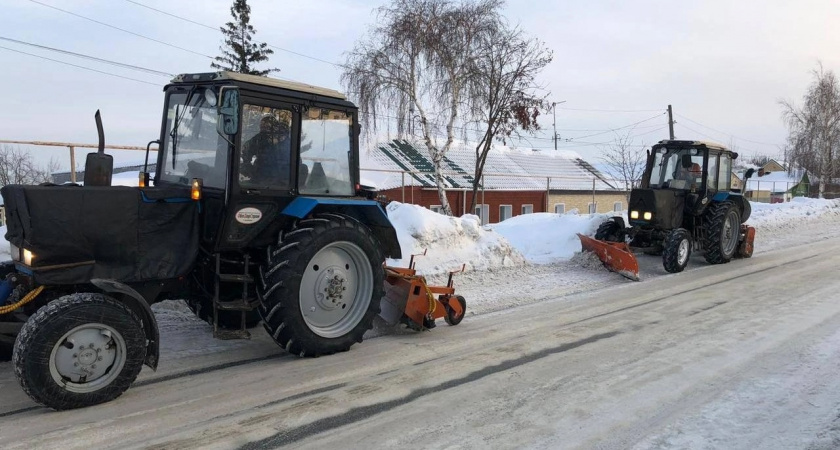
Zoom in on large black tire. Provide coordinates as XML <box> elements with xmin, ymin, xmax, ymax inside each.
<box><xmin>186</xmin><ymin>296</ymin><xmax>261</xmax><ymax>330</ymax></box>
<box><xmin>13</xmin><ymin>293</ymin><xmax>146</xmax><ymax>410</ymax></box>
<box><xmin>594</xmin><ymin>219</ymin><xmax>625</xmax><ymax>242</ymax></box>
<box><xmin>662</xmin><ymin>228</ymin><xmax>691</xmax><ymax>273</ymax></box>
<box><xmin>704</xmin><ymin>201</ymin><xmax>741</xmax><ymax>264</ymax></box>
<box><xmin>258</xmin><ymin>213</ymin><xmax>384</xmax><ymax>357</ymax></box>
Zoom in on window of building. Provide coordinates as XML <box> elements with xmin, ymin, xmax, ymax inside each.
<box><xmin>554</xmin><ymin>203</ymin><xmax>565</xmax><ymax>214</ymax></box>
<box><xmin>430</xmin><ymin>205</ymin><xmax>442</xmax><ymax>214</ymax></box>
<box><xmin>613</xmin><ymin>201</ymin><xmax>622</xmax><ymax>212</ymax></box>
<box><xmin>474</xmin><ymin>204</ymin><xmax>489</xmax><ymax>224</ymax></box>
<box><xmin>499</xmin><ymin>205</ymin><xmax>512</xmax><ymax>221</ymax></box>
<box><xmin>521</xmin><ymin>204</ymin><xmax>534</xmax><ymax>215</ymax></box>
<box><xmin>588</xmin><ymin>203</ymin><xmax>596</xmax><ymax>214</ymax></box>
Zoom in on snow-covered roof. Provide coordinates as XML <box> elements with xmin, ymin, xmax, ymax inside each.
<box><xmin>364</xmin><ymin>139</ymin><xmax>618</xmax><ymax>191</ymax></box>
<box><xmin>744</xmin><ymin>170</ymin><xmax>806</xmax><ymax>192</ymax></box>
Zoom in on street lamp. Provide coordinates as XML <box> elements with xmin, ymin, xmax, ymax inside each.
<box><xmin>552</xmin><ymin>101</ymin><xmax>566</xmax><ymax>150</ymax></box>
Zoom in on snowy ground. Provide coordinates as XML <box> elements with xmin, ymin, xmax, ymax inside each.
<box><xmin>1</xmin><ymin>198</ymin><xmax>840</xmax><ymax>449</ymax></box>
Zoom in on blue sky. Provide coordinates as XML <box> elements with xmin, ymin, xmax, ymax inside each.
<box><xmin>2</xmin><ymin>0</ymin><xmax>838</xmax><ymax>171</ymax></box>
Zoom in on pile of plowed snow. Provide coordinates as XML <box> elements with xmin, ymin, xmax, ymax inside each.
<box><xmin>386</xmin><ymin>202</ymin><xmax>526</xmax><ymax>275</ymax></box>
<box><xmin>491</xmin><ymin>211</ymin><xmax>618</xmax><ymax>264</ymax></box>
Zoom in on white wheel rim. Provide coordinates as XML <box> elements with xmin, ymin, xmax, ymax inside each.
<box><xmin>299</xmin><ymin>241</ymin><xmax>374</xmax><ymax>338</ymax></box>
<box><xmin>722</xmin><ymin>211</ymin><xmax>739</xmax><ymax>255</ymax></box>
<box><xmin>678</xmin><ymin>238</ymin><xmax>690</xmax><ymax>265</ymax></box>
<box><xmin>48</xmin><ymin>323</ymin><xmax>127</xmax><ymax>393</ymax></box>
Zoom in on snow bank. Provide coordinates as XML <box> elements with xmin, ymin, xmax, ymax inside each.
<box><xmin>491</xmin><ymin>212</ymin><xmax>618</xmax><ymax>264</ymax></box>
<box><xmin>747</xmin><ymin>197</ymin><xmax>840</xmax><ymax>227</ymax></box>
<box><xmin>0</xmin><ymin>225</ymin><xmax>7</xmax><ymax>259</ymax></box>
<box><xmin>386</xmin><ymin>202</ymin><xmax>526</xmax><ymax>275</ymax></box>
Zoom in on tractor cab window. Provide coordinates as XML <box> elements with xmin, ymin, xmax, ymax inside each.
<box><xmin>239</xmin><ymin>105</ymin><xmax>294</xmax><ymax>190</ymax></box>
<box><xmin>299</xmin><ymin>108</ymin><xmax>354</xmax><ymax>196</ymax></box>
<box><xmin>649</xmin><ymin>148</ymin><xmax>704</xmax><ymax>190</ymax></box>
<box><xmin>718</xmin><ymin>153</ymin><xmax>732</xmax><ymax>191</ymax></box>
<box><xmin>159</xmin><ymin>88</ymin><xmax>228</xmax><ymax>189</ymax></box>
<box><xmin>707</xmin><ymin>154</ymin><xmax>719</xmax><ymax>191</ymax></box>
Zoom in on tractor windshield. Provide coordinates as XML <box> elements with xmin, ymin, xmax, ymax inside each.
<box><xmin>649</xmin><ymin>147</ymin><xmax>704</xmax><ymax>190</ymax></box>
<box><xmin>158</xmin><ymin>88</ymin><xmax>228</xmax><ymax>189</ymax></box>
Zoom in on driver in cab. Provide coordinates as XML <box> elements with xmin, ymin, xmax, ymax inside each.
<box><xmin>241</xmin><ymin>115</ymin><xmax>291</xmax><ymax>187</ymax></box>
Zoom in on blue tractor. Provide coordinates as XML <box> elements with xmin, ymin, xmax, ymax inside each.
<box><xmin>0</xmin><ymin>72</ymin><xmax>402</xmax><ymax>410</ymax></box>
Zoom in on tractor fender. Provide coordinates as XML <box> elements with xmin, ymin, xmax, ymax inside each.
<box><xmin>90</xmin><ymin>278</ymin><xmax>160</xmax><ymax>370</ymax></box>
<box><xmin>281</xmin><ymin>197</ymin><xmax>402</xmax><ymax>259</ymax></box>
<box><xmin>712</xmin><ymin>193</ymin><xmax>751</xmax><ymax>223</ymax></box>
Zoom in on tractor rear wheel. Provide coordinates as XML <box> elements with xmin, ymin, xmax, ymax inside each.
<box><xmin>594</xmin><ymin>219</ymin><xmax>625</xmax><ymax>242</ymax></box>
<box><xmin>662</xmin><ymin>228</ymin><xmax>691</xmax><ymax>273</ymax></box>
<box><xmin>13</xmin><ymin>293</ymin><xmax>146</xmax><ymax>410</ymax></box>
<box><xmin>704</xmin><ymin>201</ymin><xmax>741</xmax><ymax>264</ymax></box>
<box><xmin>258</xmin><ymin>213</ymin><xmax>384</xmax><ymax>357</ymax></box>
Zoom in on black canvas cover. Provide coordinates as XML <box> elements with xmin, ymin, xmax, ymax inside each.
<box><xmin>1</xmin><ymin>184</ymin><xmax>199</xmax><ymax>285</ymax></box>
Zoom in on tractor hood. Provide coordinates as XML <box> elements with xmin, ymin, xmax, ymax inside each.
<box><xmin>1</xmin><ymin>184</ymin><xmax>199</xmax><ymax>285</ymax></box>
<box><xmin>628</xmin><ymin>188</ymin><xmax>685</xmax><ymax>230</ymax></box>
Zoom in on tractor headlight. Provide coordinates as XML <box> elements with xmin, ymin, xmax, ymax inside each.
<box><xmin>23</xmin><ymin>249</ymin><xmax>34</xmax><ymax>266</ymax></box>
<box><xmin>643</xmin><ymin>212</ymin><xmax>653</xmax><ymax>221</ymax></box>
<box><xmin>9</xmin><ymin>243</ymin><xmax>20</xmax><ymax>262</ymax></box>
<box><xmin>630</xmin><ymin>210</ymin><xmax>639</xmax><ymax>219</ymax></box>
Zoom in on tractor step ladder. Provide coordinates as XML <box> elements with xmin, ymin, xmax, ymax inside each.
<box><xmin>212</xmin><ymin>253</ymin><xmax>255</xmax><ymax>340</ymax></box>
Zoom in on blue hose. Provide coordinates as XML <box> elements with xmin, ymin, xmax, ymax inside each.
<box><xmin>0</xmin><ymin>279</ymin><xmax>13</xmax><ymax>307</ymax></box>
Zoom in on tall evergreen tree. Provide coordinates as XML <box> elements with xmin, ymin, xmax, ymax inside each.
<box><xmin>211</xmin><ymin>0</ymin><xmax>276</xmax><ymax>76</ymax></box>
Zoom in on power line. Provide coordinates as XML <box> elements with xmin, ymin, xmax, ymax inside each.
<box><xmin>557</xmin><ymin>106</ymin><xmax>664</xmax><ymax>113</ymax></box>
<box><xmin>29</xmin><ymin>0</ymin><xmax>213</xmax><ymax>59</ymax></box>
<box><xmin>121</xmin><ymin>0</ymin><xmax>344</xmax><ymax>68</ymax></box>
<box><xmin>0</xmin><ymin>45</ymin><xmax>160</xmax><ymax>86</ymax></box>
<box><xmin>564</xmin><ymin>112</ymin><xmax>665</xmax><ymax>141</ymax></box>
<box><xmin>674</xmin><ymin>113</ymin><xmax>781</xmax><ymax>147</ymax></box>
<box><xmin>123</xmin><ymin>0</ymin><xmax>217</xmax><ymax>31</ymax></box>
<box><xmin>0</xmin><ymin>36</ymin><xmax>173</xmax><ymax>77</ymax></box>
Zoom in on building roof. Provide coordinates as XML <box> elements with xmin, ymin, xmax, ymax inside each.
<box><xmin>365</xmin><ymin>139</ymin><xmax>619</xmax><ymax>191</ymax></box>
<box><xmin>744</xmin><ymin>169</ymin><xmax>806</xmax><ymax>193</ymax></box>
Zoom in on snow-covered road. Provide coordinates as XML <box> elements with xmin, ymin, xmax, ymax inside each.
<box><xmin>1</xmin><ymin>215</ymin><xmax>839</xmax><ymax>449</ymax></box>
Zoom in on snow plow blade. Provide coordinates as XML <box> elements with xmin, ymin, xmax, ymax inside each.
<box><xmin>577</xmin><ymin>233</ymin><xmax>640</xmax><ymax>281</ymax></box>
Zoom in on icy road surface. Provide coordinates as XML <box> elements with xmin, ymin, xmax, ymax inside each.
<box><xmin>1</xmin><ymin>217</ymin><xmax>839</xmax><ymax>449</ymax></box>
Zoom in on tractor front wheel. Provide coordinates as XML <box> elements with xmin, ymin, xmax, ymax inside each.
<box><xmin>258</xmin><ymin>214</ymin><xmax>384</xmax><ymax>357</ymax></box>
<box><xmin>662</xmin><ymin>228</ymin><xmax>691</xmax><ymax>273</ymax></box>
<box><xmin>594</xmin><ymin>219</ymin><xmax>625</xmax><ymax>242</ymax></box>
<box><xmin>704</xmin><ymin>201</ymin><xmax>741</xmax><ymax>264</ymax></box>
<box><xmin>13</xmin><ymin>293</ymin><xmax>146</xmax><ymax>410</ymax></box>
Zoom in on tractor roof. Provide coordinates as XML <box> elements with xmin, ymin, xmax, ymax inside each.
<box><xmin>170</xmin><ymin>71</ymin><xmax>347</xmax><ymax>101</ymax></box>
<box><xmin>655</xmin><ymin>139</ymin><xmax>731</xmax><ymax>152</ymax></box>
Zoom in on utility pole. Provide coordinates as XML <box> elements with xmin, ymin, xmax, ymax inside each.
<box><xmin>552</xmin><ymin>100</ymin><xmax>566</xmax><ymax>150</ymax></box>
<box><xmin>667</xmin><ymin>104</ymin><xmax>675</xmax><ymax>140</ymax></box>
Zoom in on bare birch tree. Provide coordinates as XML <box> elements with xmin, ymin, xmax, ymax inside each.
<box><xmin>466</xmin><ymin>25</ymin><xmax>551</xmax><ymax>211</ymax></box>
<box><xmin>0</xmin><ymin>145</ymin><xmax>59</xmax><ymax>186</ymax></box>
<box><xmin>600</xmin><ymin>132</ymin><xmax>646</xmax><ymax>200</ymax></box>
<box><xmin>342</xmin><ymin>0</ymin><xmax>502</xmax><ymax>215</ymax></box>
<box><xmin>780</xmin><ymin>63</ymin><xmax>840</xmax><ymax>198</ymax></box>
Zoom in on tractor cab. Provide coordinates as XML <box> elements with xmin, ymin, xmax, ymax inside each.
<box><xmin>154</xmin><ymin>71</ymin><xmax>362</xmax><ymax>252</ymax></box>
<box><xmin>632</xmin><ymin>140</ymin><xmax>738</xmax><ymax>228</ymax></box>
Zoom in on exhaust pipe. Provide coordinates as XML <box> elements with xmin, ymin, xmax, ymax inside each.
<box><xmin>83</xmin><ymin>109</ymin><xmax>114</xmax><ymax>186</ymax></box>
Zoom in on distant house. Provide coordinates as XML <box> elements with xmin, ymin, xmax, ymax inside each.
<box><xmin>761</xmin><ymin>159</ymin><xmax>786</xmax><ymax>174</ymax></box>
<box><xmin>364</xmin><ymin>139</ymin><xmax>624</xmax><ymax>223</ymax></box>
<box><xmin>744</xmin><ymin>169</ymin><xmax>809</xmax><ymax>203</ymax></box>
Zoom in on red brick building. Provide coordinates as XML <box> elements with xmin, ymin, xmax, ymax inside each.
<box><xmin>362</xmin><ymin>140</ymin><xmax>624</xmax><ymax>223</ymax></box>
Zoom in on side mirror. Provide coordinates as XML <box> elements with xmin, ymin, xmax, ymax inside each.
<box><xmin>218</xmin><ymin>86</ymin><xmax>240</xmax><ymax>135</ymax></box>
